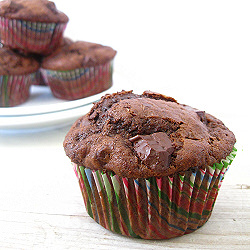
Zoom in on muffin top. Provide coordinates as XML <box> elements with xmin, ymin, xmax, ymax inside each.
<box><xmin>51</xmin><ymin>37</ymin><xmax>74</xmax><ymax>54</ymax></box>
<box><xmin>63</xmin><ymin>90</ymin><xmax>236</xmax><ymax>178</ymax></box>
<box><xmin>0</xmin><ymin>0</ymin><xmax>69</xmax><ymax>23</ymax></box>
<box><xmin>0</xmin><ymin>47</ymin><xmax>39</xmax><ymax>75</ymax></box>
<box><xmin>41</xmin><ymin>41</ymin><xmax>117</xmax><ymax>70</ymax></box>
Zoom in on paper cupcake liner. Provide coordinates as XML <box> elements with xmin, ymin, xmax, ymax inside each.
<box><xmin>73</xmin><ymin>147</ymin><xmax>237</xmax><ymax>239</ymax></box>
<box><xmin>31</xmin><ymin>70</ymin><xmax>47</xmax><ymax>86</ymax></box>
<box><xmin>41</xmin><ymin>60</ymin><xmax>114</xmax><ymax>100</ymax></box>
<box><xmin>0</xmin><ymin>73</ymin><xmax>34</xmax><ymax>107</ymax></box>
<box><xmin>0</xmin><ymin>17</ymin><xmax>67</xmax><ymax>55</ymax></box>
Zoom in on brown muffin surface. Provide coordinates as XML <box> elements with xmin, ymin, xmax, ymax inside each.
<box><xmin>0</xmin><ymin>0</ymin><xmax>69</xmax><ymax>23</ymax></box>
<box><xmin>0</xmin><ymin>47</ymin><xmax>39</xmax><ymax>75</ymax></box>
<box><xmin>63</xmin><ymin>90</ymin><xmax>236</xmax><ymax>178</ymax></box>
<box><xmin>41</xmin><ymin>41</ymin><xmax>117</xmax><ymax>70</ymax></box>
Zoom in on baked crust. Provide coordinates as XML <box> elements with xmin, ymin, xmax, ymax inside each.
<box><xmin>64</xmin><ymin>90</ymin><xmax>236</xmax><ymax>178</ymax></box>
<box><xmin>0</xmin><ymin>47</ymin><xmax>39</xmax><ymax>75</ymax></box>
<box><xmin>42</xmin><ymin>41</ymin><xmax>117</xmax><ymax>70</ymax></box>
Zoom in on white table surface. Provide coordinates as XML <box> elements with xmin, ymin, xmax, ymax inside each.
<box><xmin>0</xmin><ymin>0</ymin><xmax>249</xmax><ymax>249</ymax></box>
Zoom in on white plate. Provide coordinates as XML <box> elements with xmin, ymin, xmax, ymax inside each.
<box><xmin>0</xmin><ymin>74</ymin><xmax>122</xmax><ymax>131</ymax></box>
<box><xmin>0</xmin><ymin>104</ymin><xmax>93</xmax><ymax>130</ymax></box>
<box><xmin>0</xmin><ymin>85</ymin><xmax>116</xmax><ymax>117</ymax></box>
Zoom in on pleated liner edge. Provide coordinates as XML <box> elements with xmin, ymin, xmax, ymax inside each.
<box><xmin>73</xmin><ymin>147</ymin><xmax>237</xmax><ymax>239</ymax></box>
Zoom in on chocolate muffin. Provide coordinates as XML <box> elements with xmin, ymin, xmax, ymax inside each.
<box><xmin>41</xmin><ymin>41</ymin><xmax>117</xmax><ymax>100</ymax></box>
<box><xmin>0</xmin><ymin>47</ymin><xmax>39</xmax><ymax>106</ymax></box>
<box><xmin>64</xmin><ymin>90</ymin><xmax>236</xmax><ymax>239</ymax></box>
<box><xmin>31</xmin><ymin>38</ymin><xmax>73</xmax><ymax>86</ymax></box>
<box><xmin>0</xmin><ymin>0</ymin><xmax>69</xmax><ymax>55</ymax></box>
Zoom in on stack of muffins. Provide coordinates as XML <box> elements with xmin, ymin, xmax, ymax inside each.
<box><xmin>0</xmin><ymin>0</ymin><xmax>116</xmax><ymax>107</ymax></box>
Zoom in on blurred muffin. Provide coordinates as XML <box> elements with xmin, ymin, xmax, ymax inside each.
<box><xmin>54</xmin><ymin>37</ymin><xmax>73</xmax><ymax>53</ymax></box>
<box><xmin>30</xmin><ymin>69</ymin><xmax>47</xmax><ymax>86</ymax></box>
<box><xmin>41</xmin><ymin>41</ymin><xmax>117</xmax><ymax>100</ymax></box>
<box><xmin>0</xmin><ymin>47</ymin><xmax>39</xmax><ymax>107</ymax></box>
<box><xmin>31</xmin><ymin>38</ymin><xmax>73</xmax><ymax>86</ymax></box>
<box><xmin>64</xmin><ymin>90</ymin><xmax>236</xmax><ymax>239</ymax></box>
<box><xmin>0</xmin><ymin>0</ymin><xmax>69</xmax><ymax>55</ymax></box>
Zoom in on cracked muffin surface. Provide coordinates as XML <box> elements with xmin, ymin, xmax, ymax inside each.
<box><xmin>41</xmin><ymin>41</ymin><xmax>117</xmax><ymax>70</ymax></box>
<box><xmin>0</xmin><ymin>47</ymin><xmax>39</xmax><ymax>75</ymax></box>
<box><xmin>63</xmin><ymin>90</ymin><xmax>236</xmax><ymax>178</ymax></box>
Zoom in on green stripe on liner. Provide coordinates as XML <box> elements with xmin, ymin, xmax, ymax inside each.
<box><xmin>95</xmin><ymin>171</ymin><xmax>111</xmax><ymax>230</ymax></box>
<box><xmin>167</xmin><ymin>176</ymin><xmax>173</xmax><ymax>185</ymax></box>
<box><xmin>158</xmin><ymin>187</ymin><xmax>172</xmax><ymax>207</ymax></box>
<box><xmin>214</xmin><ymin>147</ymin><xmax>237</xmax><ymax>170</ymax></box>
<box><xmin>159</xmin><ymin>188</ymin><xmax>214</xmax><ymax>221</ymax></box>
<box><xmin>112</xmin><ymin>182</ymin><xmax>138</xmax><ymax>237</ymax></box>
<box><xmin>178</xmin><ymin>174</ymin><xmax>184</xmax><ymax>183</ymax></box>
<box><xmin>156</xmin><ymin>184</ymin><xmax>207</xmax><ymax>220</ymax></box>
<box><xmin>148</xmin><ymin>176</ymin><xmax>192</xmax><ymax>219</ymax></box>
<box><xmin>102</xmin><ymin>174</ymin><xmax>121</xmax><ymax>234</ymax></box>
<box><xmin>210</xmin><ymin>164</ymin><xmax>216</xmax><ymax>170</ymax></box>
<box><xmin>202</xmin><ymin>209</ymin><xmax>212</xmax><ymax>217</ymax></box>
<box><xmin>193</xmin><ymin>181</ymin><xmax>201</xmax><ymax>191</ymax></box>
<box><xmin>95</xmin><ymin>170</ymin><xmax>104</xmax><ymax>190</ymax></box>
<box><xmin>214</xmin><ymin>162</ymin><xmax>223</xmax><ymax>171</ymax></box>
<box><xmin>185</xmin><ymin>173</ymin><xmax>195</xmax><ymax>188</ymax></box>
<box><xmin>79</xmin><ymin>166</ymin><xmax>94</xmax><ymax>218</ymax></box>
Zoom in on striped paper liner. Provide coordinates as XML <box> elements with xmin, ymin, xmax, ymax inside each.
<box><xmin>31</xmin><ymin>70</ymin><xmax>47</xmax><ymax>86</ymax></box>
<box><xmin>73</xmin><ymin>147</ymin><xmax>237</xmax><ymax>239</ymax></box>
<box><xmin>0</xmin><ymin>73</ymin><xmax>34</xmax><ymax>107</ymax></box>
<box><xmin>0</xmin><ymin>17</ymin><xmax>67</xmax><ymax>55</ymax></box>
<box><xmin>41</xmin><ymin>60</ymin><xmax>114</xmax><ymax>100</ymax></box>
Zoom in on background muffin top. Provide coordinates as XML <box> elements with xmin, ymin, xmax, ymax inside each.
<box><xmin>64</xmin><ymin>90</ymin><xmax>236</xmax><ymax>178</ymax></box>
<box><xmin>0</xmin><ymin>0</ymin><xmax>69</xmax><ymax>23</ymax></box>
<box><xmin>41</xmin><ymin>41</ymin><xmax>117</xmax><ymax>70</ymax></box>
<box><xmin>0</xmin><ymin>47</ymin><xmax>39</xmax><ymax>75</ymax></box>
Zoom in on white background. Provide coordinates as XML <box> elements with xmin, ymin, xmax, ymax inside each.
<box><xmin>56</xmin><ymin>0</ymin><xmax>249</xmax><ymax>183</ymax></box>
<box><xmin>0</xmin><ymin>0</ymin><xmax>249</xmax><ymax>249</ymax></box>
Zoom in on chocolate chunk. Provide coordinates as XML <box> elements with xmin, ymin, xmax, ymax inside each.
<box><xmin>196</xmin><ymin>111</ymin><xmax>207</xmax><ymax>124</ymax></box>
<box><xmin>129</xmin><ymin>132</ymin><xmax>174</xmax><ymax>168</ymax></box>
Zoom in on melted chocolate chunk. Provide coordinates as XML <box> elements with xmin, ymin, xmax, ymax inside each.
<box><xmin>129</xmin><ymin>132</ymin><xmax>174</xmax><ymax>168</ymax></box>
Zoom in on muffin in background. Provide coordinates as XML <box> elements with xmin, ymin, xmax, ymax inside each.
<box><xmin>0</xmin><ymin>0</ymin><xmax>69</xmax><ymax>55</ymax></box>
<box><xmin>30</xmin><ymin>69</ymin><xmax>47</xmax><ymax>86</ymax></box>
<box><xmin>41</xmin><ymin>41</ymin><xmax>117</xmax><ymax>100</ymax></box>
<box><xmin>53</xmin><ymin>37</ymin><xmax>74</xmax><ymax>53</ymax></box>
<box><xmin>0</xmin><ymin>47</ymin><xmax>39</xmax><ymax>107</ymax></box>
<box><xmin>31</xmin><ymin>38</ymin><xmax>73</xmax><ymax>86</ymax></box>
<box><xmin>63</xmin><ymin>90</ymin><xmax>236</xmax><ymax>240</ymax></box>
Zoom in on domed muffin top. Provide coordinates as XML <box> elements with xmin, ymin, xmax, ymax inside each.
<box><xmin>0</xmin><ymin>47</ymin><xmax>39</xmax><ymax>75</ymax></box>
<box><xmin>41</xmin><ymin>41</ymin><xmax>117</xmax><ymax>70</ymax></box>
<box><xmin>63</xmin><ymin>90</ymin><xmax>236</xmax><ymax>178</ymax></box>
<box><xmin>0</xmin><ymin>0</ymin><xmax>69</xmax><ymax>23</ymax></box>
